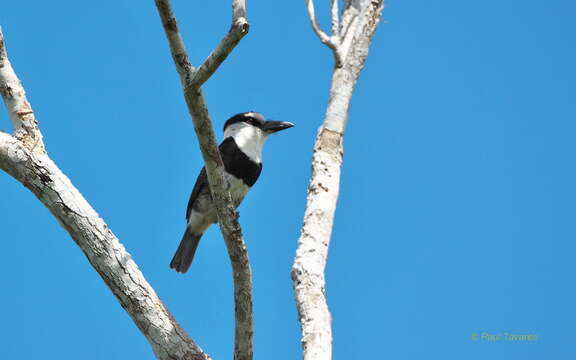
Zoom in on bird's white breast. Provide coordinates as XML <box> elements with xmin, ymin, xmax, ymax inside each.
<box><xmin>187</xmin><ymin>171</ymin><xmax>250</xmax><ymax>231</ymax></box>
<box><xmin>225</xmin><ymin>171</ymin><xmax>251</xmax><ymax>206</ymax></box>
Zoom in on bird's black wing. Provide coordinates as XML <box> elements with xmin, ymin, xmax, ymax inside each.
<box><xmin>185</xmin><ymin>138</ymin><xmax>262</xmax><ymax>220</ymax></box>
<box><xmin>185</xmin><ymin>141</ymin><xmax>229</xmax><ymax>221</ymax></box>
<box><xmin>185</xmin><ymin>166</ymin><xmax>208</xmax><ymax>221</ymax></box>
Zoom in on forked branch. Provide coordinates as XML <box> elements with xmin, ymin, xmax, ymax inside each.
<box><xmin>293</xmin><ymin>1</ymin><xmax>385</xmax><ymax>360</ymax></box>
<box><xmin>154</xmin><ymin>1</ymin><xmax>253</xmax><ymax>360</ymax></box>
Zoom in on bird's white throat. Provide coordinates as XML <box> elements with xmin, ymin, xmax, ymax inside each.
<box><xmin>224</xmin><ymin>123</ymin><xmax>268</xmax><ymax>163</ymax></box>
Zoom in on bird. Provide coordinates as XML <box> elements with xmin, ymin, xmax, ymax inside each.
<box><xmin>170</xmin><ymin>111</ymin><xmax>294</xmax><ymax>273</ymax></box>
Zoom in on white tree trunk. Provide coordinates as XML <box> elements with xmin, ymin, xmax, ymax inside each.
<box><xmin>293</xmin><ymin>1</ymin><xmax>385</xmax><ymax>360</ymax></box>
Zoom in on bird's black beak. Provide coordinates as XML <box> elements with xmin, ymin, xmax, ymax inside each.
<box><xmin>262</xmin><ymin>120</ymin><xmax>294</xmax><ymax>133</ymax></box>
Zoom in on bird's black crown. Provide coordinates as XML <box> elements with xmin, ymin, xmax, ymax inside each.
<box><xmin>223</xmin><ymin>112</ymin><xmax>266</xmax><ymax>131</ymax></box>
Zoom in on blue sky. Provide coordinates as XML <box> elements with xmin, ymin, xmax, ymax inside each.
<box><xmin>1</xmin><ymin>1</ymin><xmax>575</xmax><ymax>359</ymax></box>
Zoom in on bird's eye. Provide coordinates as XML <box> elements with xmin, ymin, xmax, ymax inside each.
<box><xmin>247</xmin><ymin>118</ymin><xmax>260</xmax><ymax>127</ymax></box>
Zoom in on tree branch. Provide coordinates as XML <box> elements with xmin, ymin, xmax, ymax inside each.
<box><xmin>0</xmin><ymin>24</ymin><xmax>211</xmax><ymax>360</ymax></box>
<box><xmin>304</xmin><ymin>0</ymin><xmax>331</xmax><ymax>44</ymax></box>
<box><xmin>154</xmin><ymin>1</ymin><xmax>253</xmax><ymax>360</ymax></box>
<box><xmin>232</xmin><ymin>0</ymin><xmax>247</xmax><ymax>22</ymax></box>
<box><xmin>304</xmin><ymin>0</ymin><xmax>342</xmax><ymax>66</ymax></box>
<box><xmin>0</xmin><ymin>27</ymin><xmax>45</xmax><ymax>154</ymax></box>
<box><xmin>190</xmin><ymin>17</ymin><xmax>249</xmax><ymax>89</ymax></box>
<box><xmin>292</xmin><ymin>1</ymin><xmax>385</xmax><ymax>360</ymax></box>
<box><xmin>0</xmin><ymin>132</ymin><xmax>208</xmax><ymax>360</ymax></box>
<box><xmin>330</xmin><ymin>0</ymin><xmax>339</xmax><ymax>36</ymax></box>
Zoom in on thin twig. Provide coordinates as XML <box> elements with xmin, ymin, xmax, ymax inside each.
<box><xmin>304</xmin><ymin>0</ymin><xmax>343</xmax><ymax>66</ymax></box>
<box><xmin>304</xmin><ymin>0</ymin><xmax>331</xmax><ymax>44</ymax></box>
<box><xmin>190</xmin><ymin>17</ymin><xmax>249</xmax><ymax>89</ymax></box>
<box><xmin>154</xmin><ymin>1</ymin><xmax>253</xmax><ymax>360</ymax></box>
<box><xmin>232</xmin><ymin>0</ymin><xmax>247</xmax><ymax>23</ymax></box>
<box><xmin>330</xmin><ymin>0</ymin><xmax>339</xmax><ymax>36</ymax></box>
<box><xmin>0</xmin><ymin>27</ymin><xmax>45</xmax><ymax>154</ymax></box>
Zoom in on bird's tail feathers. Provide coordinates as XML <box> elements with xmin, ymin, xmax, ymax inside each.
<box><xmin>170</xmin><ymin>229</ymin><xmax>202</xmax><ymax>273</ymax></box>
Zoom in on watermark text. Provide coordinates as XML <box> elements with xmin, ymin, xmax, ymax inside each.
<box><xmin>470</xmin><ymin>332</ymin><xmax>539</xmax><ymax>342</ymax></box>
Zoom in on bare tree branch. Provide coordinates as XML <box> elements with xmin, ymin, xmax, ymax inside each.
<box><xmin>0</xmin><ymin>133</ymin><xmax>208</xmax><ymax>360</ymax></box>
<box><xmin>305</xmin><ymin>0</ymin><xmax>331</xmax><ymax>44</ymax></box>
<box><xmin>293</xmin><ymin>1</ymin><xmax>385</xmax><ymax>360</ymax></box>
<box><xmin>330</xmin><ymin>0</ymin><xmax>339</xmax><ymax>36</ymax></box>
<box><xmin>0</xmin><ymin>27</ymin><xmax>45</xmax><ymax>154</ymax></box>
<box><xmin>191</xmin><ymin>17</ymin><xmax>249</xmax><ymax>89</ymax></box>
<box><xmin>0</xmin><ymin>26</ymin><xmax>209</xmax><ymax>360</ymax></box>
<box><xmin>338</xmin><ymin>5</ymin><xmax>360</xmax><ymax>57</ymax></box>
<box><xmin>184</xmin><ymin>91</ymin><xmax>254</xmax><ymax>360</ymax></box>
<box><xmin>154</xmin><ymin>1</ymin><xmax>253</xmax><ymax>360</ymax></box>
<box><xmin>304</xmin><ymin>0</ymin><xmax>342</xmax><ymax>65</ymax></box>
<box><xmin>232</xmin><ymin>0</ymin><xmax>247</xmax><ymax>26</ymax></box>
